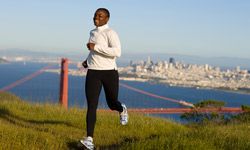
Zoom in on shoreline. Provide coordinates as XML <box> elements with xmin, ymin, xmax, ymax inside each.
<box><xmin>118</xmin><ymin>77</ymin><xmax>250</xmax><ymax>95</ymax></box>
<box><xmin>44</xmin><ymin>69</ymin><xmax>250</xmax><ymax>95</ymax></box>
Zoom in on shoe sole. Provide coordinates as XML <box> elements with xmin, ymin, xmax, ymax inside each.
<box><xmin>79</xmin><ymin>140</ymin><xmax>94</xmax><ymax>150</ymax></box>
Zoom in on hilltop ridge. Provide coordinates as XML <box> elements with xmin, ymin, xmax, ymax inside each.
<box><xmin>0</xmin><ymin>92</ymin><xmax>249</xmax><ymax>149</ymax></box>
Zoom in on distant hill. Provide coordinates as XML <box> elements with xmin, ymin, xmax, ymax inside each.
<box><xmin>1</xmin><ymin>49</ymin><xmax>250</xmax><ymax>69</ymax></box>
<box><xmin>0</xmin><ymin>48</ymin><xmax>85</xmax><ymax>62</ymax></box>
<box><xmin>0</xmin><ymin>58</ymin><xmax>8</xmax><ymax>63</ymax></box>
<box><xmin>120</xmin><ymin>53</ymin><xmax>250</xmax><ymax>69</ymax></box>
<box><xmin>0</xmin><ymin>48</ymin><xmax>63</xmax><ymax>57</ymax></box>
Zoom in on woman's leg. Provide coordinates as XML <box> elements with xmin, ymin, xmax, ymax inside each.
<box><xmin>102</xmin><ymin>70</ymin><xmax>123</xmax><ymax>112</ymax></box>
<box><xmin>85</xmin><ymin>70</ymin><xmax>102</xmax><ymax>137</ymax></box>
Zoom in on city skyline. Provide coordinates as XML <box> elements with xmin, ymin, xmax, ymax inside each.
<box><xmin>0</xmin><ymin>0</ymin><xmax>250</xmax><ymax>58</ymax></box>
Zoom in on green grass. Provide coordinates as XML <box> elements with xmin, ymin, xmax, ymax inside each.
<box><xmin>0</xmin><ymin>92</ymin><xmax>250</xmax><ymax>150</ymax></box>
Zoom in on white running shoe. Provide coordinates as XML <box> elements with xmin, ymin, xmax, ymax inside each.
<box><xmin>80</xmin><ymin>136</ymin><xmax>94</xmax><ymax>150</ymax></box>
<box><xmin>120</xmin><ymin>104</ymin><xmax>128</xmax><ymax>125</ymax></box>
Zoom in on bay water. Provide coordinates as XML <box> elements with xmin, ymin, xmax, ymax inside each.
<box><xmin>1</xmin><ymin>62</ymin><xmax>250</xmax><ymax>121</ymax></box>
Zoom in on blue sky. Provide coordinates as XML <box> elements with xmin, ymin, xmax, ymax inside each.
<box><xmin>0</xmin><ymin>0</ymin><xmax>249</xmax><ymax>58</ymax></box>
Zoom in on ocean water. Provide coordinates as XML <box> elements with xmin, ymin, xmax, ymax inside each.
<box><xmin>1</xmin><ymin>62</ymin><xmax>250</xmax><ymax>121</ymax></box>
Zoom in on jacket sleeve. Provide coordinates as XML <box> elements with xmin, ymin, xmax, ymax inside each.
<box><xmin>93</xmin><ymin>31</ymin><xmax>121</xmax><ymax>57</ymax></box>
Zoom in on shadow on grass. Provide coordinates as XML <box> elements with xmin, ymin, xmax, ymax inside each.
<box><xmin>67</xmin><ymin>135</ymin><xmax>159</xmax><ymax>150</ymax></box>
<box><xmin>67</xmin><ymin>139</ymin><xmax>125</xmax><ymax>150</ymax></box>
<box><xmin>0</xmin><ymin>107</ymin><xmax>80</xmax><ymax>130</ymax></box>
<box><xmin>67</xmin><ymin>141</ymin><xmax>82</xmax><ymax>150</ymax></box>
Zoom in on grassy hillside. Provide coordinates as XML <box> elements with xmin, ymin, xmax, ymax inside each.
<box><xmin>0</xmin><ymin>92</ymin><xmax>249</xmax><ymax>150</ymax></box>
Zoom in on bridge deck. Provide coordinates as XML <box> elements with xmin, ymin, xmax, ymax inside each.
<box><xmin>99</xmin><ymin>107</ymin><xmax>243</xmax><ymax>114</ymax></box>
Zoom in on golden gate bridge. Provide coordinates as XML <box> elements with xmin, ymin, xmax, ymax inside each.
<box><xmin>0</xmin><ymin>59</ymin><xmax>243</xmax><ymax>114</ymax></box>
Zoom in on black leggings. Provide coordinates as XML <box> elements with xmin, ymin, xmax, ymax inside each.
<box><xmin>85</xmin><ymin>69</ymin><xmax>123</xmax><ymax>137</ymax></box>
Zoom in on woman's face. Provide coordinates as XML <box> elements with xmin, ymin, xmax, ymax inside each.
<box><xmin>93</xmin><ymin>10</ymin><xmax>109</xmax><ymax>27</ymax></box>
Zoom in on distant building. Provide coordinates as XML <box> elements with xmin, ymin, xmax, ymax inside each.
<box><xmin>15</xmin><ymin>57</ymin><xmax>24</xmax><ymax>61</ymax></box>
<box><xmin>169</xmin><ymin>57</ymin><xmax>175</xmax><ymax>64</ymax></box>
<box><xmin>147</xmin><ymin>56</ymin><xmax>151</xmax><ymax>64</ymax></box>
<box><xmin>146</xmin><ymin>56</ymin><xmax>153</xmax><ymax>65</ymax></box>
<box><xmin>236</xmin><ymin>66</ymin><xmax>241</xmax><ymax>72</ymax></box>
<box><xmin>204</xmin><ymin>64</ymin><xmax>209</xmax><ymax>71</ymax></box>
<box><xmin>129</xmin><ymin>60</ymin><xmax>133</xmax><ymax>66</ymax></box>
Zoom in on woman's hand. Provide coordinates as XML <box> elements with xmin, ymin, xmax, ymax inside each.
<box><xmin>87</xmin><ymin>43</ymin><xmax>95</xmax><ymax>51</ymax></box>
<box><xmin>82</xmin><ymin>60</ymin><xmax>88</xmax><ymax>68</ymax></box>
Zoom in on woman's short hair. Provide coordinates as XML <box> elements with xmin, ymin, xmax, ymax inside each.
<box><xmin>96</xmin><ymin>8</ymin><xmax>110</xmax><ymax>18</ymax></box>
